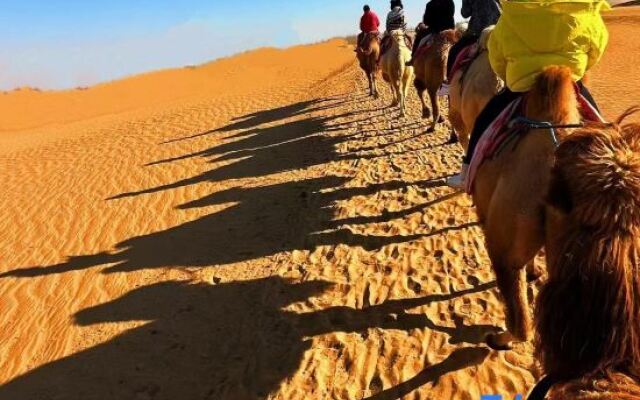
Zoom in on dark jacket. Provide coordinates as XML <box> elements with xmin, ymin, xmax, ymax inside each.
<box><xmin>462</xmin><ymin>0</ymin><xmax>501</xmax><ymax>36</ymax></box>
<box><xmin>423</xmin><ymin>0</ymin><xmax>456</xmax><ymax>35</ymax></box>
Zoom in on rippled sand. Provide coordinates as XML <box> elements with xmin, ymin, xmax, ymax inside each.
<box><xmin>0</xmin><ymin>9</ymin><xmax>638</xmax><ymax>399</ymax></box>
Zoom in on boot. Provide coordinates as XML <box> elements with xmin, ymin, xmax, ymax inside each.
<box><xmin>447</xmin><ymin>163</ymin><xmax>469</xmax><ymax>190</ymax></box>
<box><xmin>437</xmin><ymin>81</ymin><xmax>450</xmax><ymax>97</ymax></box>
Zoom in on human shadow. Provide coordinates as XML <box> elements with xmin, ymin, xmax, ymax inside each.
<box><xmin>0</xmin><ymin>276</ymin><xmax>496</xmax><ymax>400</ymax></box>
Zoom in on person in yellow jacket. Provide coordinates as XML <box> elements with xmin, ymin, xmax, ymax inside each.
<box><xmin>447</xmin><ymin>0</ymin><xmax>609</xmax><ymax>189</ymax></box>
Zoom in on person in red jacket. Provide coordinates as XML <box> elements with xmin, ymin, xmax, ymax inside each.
<box><xmin>356</xmin><ymin>5</ymin><xmax>380</xmax><ymax>51</ymax></box>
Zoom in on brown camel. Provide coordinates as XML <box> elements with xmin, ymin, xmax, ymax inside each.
<box><xmin>413</xmin><ymin>29</ymin><xmax>460</xmax><ymax>133</ymax></box>
<box><xmin>449</xmin><ymin>27</ymin><xmax>503</xmax><ymax>149</ymax></box>
<box><xmin>471</xmin><ymin>66</ymin><xmax>612</xmax><ymax>350</ymax></box>
<box><xmin>356</xmin><ymin>33</ymin><xmax>381</xmax><ymax>99</ymax></box>
<box><xmin>533</xmin><ymin>109</ymin><xmax>640</xmax><ymax>399</ymax></box>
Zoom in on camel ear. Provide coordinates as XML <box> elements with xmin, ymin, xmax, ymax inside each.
<box><xmin>547</xmin><ymin>171</ymin><xmax>572</xmax><ymax>214</ymax></box>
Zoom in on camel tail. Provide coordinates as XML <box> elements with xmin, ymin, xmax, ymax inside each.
<box><xmin>526</xmin><ymin>66</ymin><xmax>580</xmax><ymax>126</ymax></box>
<box><xmin>537</xmin><ymin>117</ymin><xmax>640</xmax><ymax>381</ymax></box>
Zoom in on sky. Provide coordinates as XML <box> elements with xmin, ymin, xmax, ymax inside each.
<box><xmin>0</xmin><ymin>0</ymin><xmax>463</xmax><ymax>90</ymax></box>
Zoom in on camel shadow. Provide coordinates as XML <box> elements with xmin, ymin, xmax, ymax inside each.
<box><xmin>0</xmin><ymin>93</ymin><xmax>498</xmax><ymax>399</ymax></box>
<box><xmin>1</xmin><ymin>92</ymin><xmax>469</xmax><ymax>279</ymax></box>
<box><xmin>127</xmin><ymin>112</ymin><xmax>367</xmax><ymax>194</ymax></box>
<box><xmin>2</xmin><ymin>176</ymin><xmax>469</xmax><ymax>278</ymax></box>
<box><xmin>162</xmin><ymin>96</ymin><xmax>351</xmax><ymax>144</ymax></box>
<box><xmin>0</xmin><ymin>277</ymin><xmax>496</xmax><ymax>400</ymax></box>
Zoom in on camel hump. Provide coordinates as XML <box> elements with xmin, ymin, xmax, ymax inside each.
<box><xmin>550</xmin><ymin>116</ymin><xmax>640</xmax><ymax>232</ymax></box>
<box><xmin>526</xmin><ymin>65</ymin><xmax>579</xmax><ymax>125</ymax></box>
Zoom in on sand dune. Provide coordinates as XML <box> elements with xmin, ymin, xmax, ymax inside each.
<box><xmin>0</xmin><ymin>10</ymin><xmax>638</xmax><ymax>400</ymax></box>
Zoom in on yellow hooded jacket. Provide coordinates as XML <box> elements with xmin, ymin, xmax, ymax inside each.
<box><xmin>488</xmin><ymin>0</ymin><xmax>610</xmax><ymax>93</ymax></box>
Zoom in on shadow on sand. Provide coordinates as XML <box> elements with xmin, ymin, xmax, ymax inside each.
<box><xmin>0</xmin><ymin>95</ymin><xmax>495</xmax><ymax>399</ymax></box>
<box><xmin>0</xmin><ymin>277</ymin><xmax>495</xmax><ymax>399</ymax></box>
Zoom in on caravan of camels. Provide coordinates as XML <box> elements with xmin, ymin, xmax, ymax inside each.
<box><xmin>1</xmin><ymin>1</ymin><xmax>640</xmax><ymax>400</ymax></box>
<box><xmin>356</xmin><ymin>0</ymin><xmax>640</xmax><ymax>398</ymax></box>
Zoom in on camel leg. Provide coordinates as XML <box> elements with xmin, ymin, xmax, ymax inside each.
<box><xmin>414</xmin><ymin>79</ymin><xmax>431</xmax><ymax>120</ymax></box>
<box><xmin>482</xmin><ymin>185</ymin><xmax>544</xmax><ymax>349</ymax></box>
<box><xmin>401</xmin><ymin>73</ymin><xmax>412</xmax><ymax>118</ymax></box>
<box><xmin>372</xmin><ymin>73</ymin><xmax>379</xmax><ymax>99</ymax></box>
<box><xmin>484</xmin><ymin>217</ymin><xmax>542</xmax><ymax>349</ymax></box>
<box><xmin>487</xmin><ymin>265</ymin><xmax>529</xmax><ymax>350</ymax></box>
<box><xmin>391</xmin><ymin>80</ymin><xmax>401</xmax><ymax>109</ymax></box>
<box><xmin>399</xmin><ymin>82</ymin><xmax>406</xmax><ymax>117</ymax></box>
<box><xmin>427</xmin><ymin>87</ymin><xmax>440</xmax><ymax>133</ymax></box>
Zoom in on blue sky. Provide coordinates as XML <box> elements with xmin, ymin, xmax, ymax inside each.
<box><xmin>0</xmin><ymin>1</ymin><xmax>463</xmax><ymax>90</ymax></box>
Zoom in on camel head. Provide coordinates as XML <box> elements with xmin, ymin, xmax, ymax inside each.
<box><xmin>538</xmin><ymin>110</ymin><xmax>640</xmax><ymax>382</ymax></box>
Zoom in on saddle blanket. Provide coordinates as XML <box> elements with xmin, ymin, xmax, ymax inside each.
<box><xmin>465</xmin><ymin>88</ymin><xmax>606</xmax><ymax>194</ymax></box>
<box><xmin>380</xmin><ymin>32</ymin><xmax>412</xmax><ymax>57</ymax></box>
<box><xmin>448</xmin><ymin>43</ymin><xmax>478</xmax><ymax>82</ymax></box>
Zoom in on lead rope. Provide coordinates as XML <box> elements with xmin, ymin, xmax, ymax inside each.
<box><xmin>508</xmin><ymin>117</ymin><xmax>583</xmax><ymax>148</ymax></box>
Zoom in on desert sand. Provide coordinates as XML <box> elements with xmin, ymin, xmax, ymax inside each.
<box><xmin>0</xmin><ymin>8</ymin><xmax>638</xmax><ymax>400</ymax></box>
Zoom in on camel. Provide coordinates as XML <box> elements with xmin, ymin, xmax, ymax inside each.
<box><xmin>381</xmin><ymin>30</ymin><xmax>414</xmax><ymax>117</ymax></box>
<box><xmin>449</xmin><ymin>27</ymin><xmax>503</xmax><ymax>149</ymax></box>
<box><xmin>356</xmin><ymin>33</ymin><xmax>381</xmax><ymax>98</ymax></box>
<box><xmin>530</xmin><ymin>110</ymin><xmax>640</xmax><ymax>398</ymax></box>
<box><xmin>467</xmin><ymin>65</ymin><xmax>633</xmax><ymax>351</ymax></box>
<box><xmin>413</xmin><ymin>29</ymin><xmax>460</xmax><ymax>133</ymax></box>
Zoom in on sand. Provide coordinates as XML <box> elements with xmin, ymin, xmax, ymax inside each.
<box><xmin>0</xmin><ymin>10</ymin><xmax>638</xmax><ymax>400</ymax></box>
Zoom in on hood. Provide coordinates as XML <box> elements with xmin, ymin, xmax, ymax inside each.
<box><xmin>501</xmin><ymin>0</ymin><xmax>610</xmax><ymax>54</ymax></box>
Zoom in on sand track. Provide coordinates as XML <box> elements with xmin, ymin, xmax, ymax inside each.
<box><xmin>0</xmin><ymin>11</ymin><xmax>638</xmax><ymax>399</ymax></box>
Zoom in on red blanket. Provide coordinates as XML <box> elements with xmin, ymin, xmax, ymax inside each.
<box><xmin>448</xmin><ymin>43</ymin><xmax>478</xmax><ymax>82</ymax></box>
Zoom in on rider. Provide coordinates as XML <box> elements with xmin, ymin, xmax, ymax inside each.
<box><xmin>447</xmin><ymin>0</ymin><xmax>609</xmax><ymax>189</ymax></box>
<box><xmin>406</xmin><ymin>0</ymin><xmax>456</xmax><ymax>66</ymax></box>
<box><xmin>381</xmin><ymin>0</ymin><xmax>412</xmax><ymax>53</ymax></box>
<box><xmin>356</xmin><ymin>5</ymin><xmax>381</xmax><ymax>52</ymax></box>
<box><xmin>441</xmin><ymin>0</ymin><xmax>502</xmax><ymax>94</ymax></box>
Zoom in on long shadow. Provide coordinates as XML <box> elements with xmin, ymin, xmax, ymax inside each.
<box><xmin>2</xmin><ymin>179</ymin><xmax>466</xmax><ymax>278</ymax></box>
<box><xmin>143</xmin><ymin>115</ymin><xmax>340</xmax><ymax>174</ymax></box>
<box><xmin>0</xmin><ymin>93</ymin><xmax>496</xmax><ymax>399</ymax></box>
<box><xmin>162</xmin><ymin>96</ymin><xmax>350</xmax><ymax>144</ymax></box>
<box><xmin>131</xmin><ymin>112</ymin><xmax>368</xmax><ymax>192</ymax></box>
<box><xmin>364</xmin><ymin>346</ymin><xmax>491</xmax><ymax>400</ymax></box>
<box><xmin>1</xmin><ymin>92</ymin><xmax>467</xmax><ymax>280</ymax></box>
<box><xmin>0</xmin><ymin>277</ymin><xmax>496</xmax><ymax>400</ymax></box>
<box><xmin>3</xmin><ymin>176</ymin><xmax>346</xmax><ymax>276</ymax></box>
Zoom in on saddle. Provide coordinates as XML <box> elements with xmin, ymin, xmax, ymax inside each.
<box><xmin>358</xmin><ymin>32</ymin><xmax>380</xmax><ymax>52</ymax></box>
<box><xmin>414</xmin><ymin>34</ymin><xmax>435</xmax><ymax>58</ymax></box>
<box><xmin>465</xmin><ymin>86</ymin><xmax>606</xmax><ymax>194</ymax></box>
<box><xmin>380</xmin><ymin>33</ymin><xmax>413</xmax><ymax>58</ymax></box>
<box><xmin>448</xmin><ymin>43</ymin><xmax>480</xmax><ymax>82</ymax></box>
